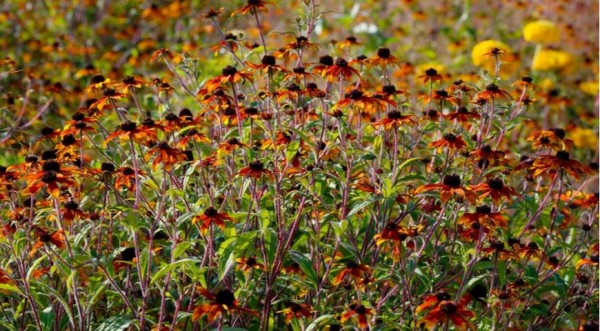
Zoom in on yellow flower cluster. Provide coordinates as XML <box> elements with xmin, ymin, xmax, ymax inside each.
<box><xmin>532</xmin><ymin>49</ymin><xmax>573</xmax><ymax>71</ymax></box>
<box><xmin>523</xmin><ymin>20</ymin><xmax>560</xmax><ymax>44</ymax></box>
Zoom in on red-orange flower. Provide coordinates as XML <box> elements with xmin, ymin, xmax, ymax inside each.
<box><xmin>418</xmin><ymin>67</ymin><xmax>443</xmax><ymax>83</ymax></box>
<box><xmin>192</xmin><ymin>288</ymin><xmax>259</xmax><ymax>323</ymax></box>
<box><xmin>476</xmin><ymin>83</ymin><xmax>511</xmax><ymax>100</ymax></box>
<box><xmin>23</xmin><ymin>160</ymin><xmax>77</xmax><ymax>197</ymax></box>
<box><xmin>335</xmin><ymin>89</ymin><xmax>389</xmax><ymax>115</ymax></box>
<box><xmin>231</xmin><ymin>0</ymin><xmax>272</xmax><ymax>17</ymax></box>
<box><xmin>414</xmin><ymin>174</ymin><xmax>476</xmax><ymax>204</ymax></box>
<box><xmin>247</xmin><ymin>55</ymin><xmax>289</xmax><ymax>74</ymax></box>
<box><xmin>238</xmin><ymin>160</ymin><xmax>273</xmax><ymax>179</ymax></box>
<box><xmin>202</xmin><ymin>65</ymin><xmax>253</xmax><ymax>94</ymax></box>
<box><xmin>192</xmin><ymin>207</ymin><xmax>233</xmax><ymax>231</ymax></box>
<box><xmin>470</xmin><ymin>178</ymin><xmax>520</xmax><ymax>203</ymax></box>
<box><xmin>371</xmin><ymin>110</ymin><xmax>417</xmax><ymax>130</ymax></box>
<box><xmin>419</xmin><ymin>299</ymin><xmax>475</xmax><ymax>331</ymax></box>
<box><xmin>144</xmin><ymin>141</ymin><xmax>188</xmax><ymax>171</ymax></box>
<box><xmin>321</xmin><ymin>58</ymin><xmax>360</xmax><ymax>82</ymax></box>
<box><xmin>30</xmin><ymin>228</ymin><xmax>66</xmax><ymax>257</ymax></box>
<box><xmin>529</xmin><ymin>150</ymin><xmax>589</xmax><ymax>179</ymax></box>
<box><xmin>458</xmin><ymin>205</ymin><xmax>508</xmax><ymax>240</ymax></box>
<box><xmin>104</xmin><ymin>121</ymin><xmax>157</xmax><ymax>147</ymax></box>
<box><xmin>429</xmin><ymin>133</ymin><xmax>467</xmax><ymax>151</ymax></box>
<box><xmin>236</xmin><ymin>256</ymin><xmax>265</xmax><ymax>272</ymax></box>
<box><xmin>331</xmin><ymin>261</ymin><xmax>371</xmax><ymax>286</ymax></box>
<box><xmin>279</xmin><ymin>302</ymin><xmax>312</xmax><ymax>324</ymax></box>
<box><xmin>340</xmin><ymin>304</ymin><xmax>373</xmax><ymax>329</ymax></box>
<box><xmin>368</xmin><ymin>47</ymin><xmax>400</xmax><ymax>67</ymax></box>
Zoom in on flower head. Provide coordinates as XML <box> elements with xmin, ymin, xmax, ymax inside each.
<box><xmin>523</xmin><ymin>20</ymin><xmax>560</xmax><ymax>44</ymax></box>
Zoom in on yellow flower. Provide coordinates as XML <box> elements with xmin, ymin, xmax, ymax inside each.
<box><xmin>579</xmin><ymin>81</ymin><xmax>599</xmax><ymax>96</ymax></box>
<box><xmin>532</xmin><ymin>49</ymin><xmax>573</xmax><ymax>71</ymax></box>
<box><xmin>570</xmin><ymin>128</ymin><xmax>598</xmax><ymax>150</ymax></box>
<box><xmin>471</xmin><ymin>40</ymin><xmax>512</xmax><ymax>67</ymax></box>
<box><xmin>523</xmin><ymin>20</ymin><xmax>560</xmax><ymax>44</ymax></box>
<box><xmin>416</xmin><ymin>63</ymin><xmax>445</xmax><ymax>75</ymax></box>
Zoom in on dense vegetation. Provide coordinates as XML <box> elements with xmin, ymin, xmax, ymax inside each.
<box><xmin>0</xmin><ymin>1</ymin><xmax>598</xmax><ymax>330</ymax></box>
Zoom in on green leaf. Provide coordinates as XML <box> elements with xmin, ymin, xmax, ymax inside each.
<box><xmin>289</xmin><ymin>250</ymin><xmax>318</xmax><ymax>289</ymax></box>
<box><xmin>306</xmin><ymin>314</ymin><xmax>335</xmax><ymax>331</ymax></box>
<box><xmin>0</xmin><ymin>283</ymin><xmax>24</xmax><ymax>296</ymax></box>
<box><xmin>95</xmin><ymin>315</ymin><xmax>133</xmax><ymax>331</ymax></box>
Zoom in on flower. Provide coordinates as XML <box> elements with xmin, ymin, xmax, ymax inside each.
<box><xmin>23</xmin><ymin>160</ymin><xmax>77</xmax><ymax>197</ymax></box>
<box><xmin>579</xmin><ymin>81</ymin><xmax>599</xmax><ymax>96</ymax></box>
<box><xmin>30</xmin><ymin>228</ymin><xmax>66</xmax><ymax>257</ymax></box>
<box><xmin>429</xmin><ymin>133</ymin><xmax>467</xmax><ymax>151</ymax></box>
<box><xmin>144</xmin><ymin>141</ymin><xmax>187</xmax><ymax>171</ymax></box>
<box><xmin>114</xmin><ymin>166</ymin><xmax>144</xmax><ymax>191</ymax></box>
<box><xmin>104</xmin><ymin>121</ymin><xmax>158</xmax><ymax>147</ymax></box>
<box><xmin>570</xmin><ymin>127</ymin><xmax>599</xmax><ymax>150</ymax></box>
<box><xmin>247</xmin><ymin>54</ymin><xmax>289</xmax><ymax>74</ymax></box>
<box><xmin>192</xmin><ymin>288</ymin><xmax>258</xmax><ymax>322</ymax></box>
<box><xmin>476</xmin><ymin>83</ymin><xmax>512</xmax><ymax>100</ymax></box>
<box><xmin>235</xmin><ymin>256</ymin><xmax>265</xmax><ymax>272</ymax></box>
<box><xmin>331</xmin><ymin>260</ymin><xmax>371</xmax><ymax>286</ymax></box>
<box><xmin>532</xmin><ymin>49</ymin><xmax>573</xmax><ymax>71</ymax></box>
<box><xmin>418</xmin><ymin>67</ymin><xmax>444</xmax><ymax>83</ymax></box>
<box><xmin>321</xmin><ymin>58</ymin><xmax>360</xmax><ymax>82</ymax></box>
<box><xmin>340</xmin><ymin>304</ymin><xmax>373</xmax><ymax>329</ymax></box>
<box><xmin>279</xmin><ymin>302</ymin><xmax>312</xmax><ymax>324</ymax></box>
<box><xmin>201</xmin><ymin>65</ymin><xmax>253</xmax><ymax>94</ymax></box>
<box><xmin>471</xmin><ymin>40</ymin><xmax>511</xmax><ymax>68</ymax></box>
<box><xmin>238</xmin><ymin>160</ymin><xmax>272</xmax><ymax>179</ymax></box>
<box><xmin>371</xmin><ymin>110</ymin><xmax>416</xmax><ymax>130</ymax></box>
<box><xmin>368</xmin><ymin>47</ymin><xmax>400</xmax><ymax>67</ymax></box>
<box><xmin>523</xmin><ymin>20</ymin><xmax>560</xmax><ymax>44</ymax></box>
<box><xmin>470</xmin><ymin>178</ymin><xmax>519</xmax><ymax>203</ymax></box>
<box><xmin>529</xmin><ymin>150</ymin><xmax>589</xmax><ymax>179</ymax></box>
<box><xmin>192</xmin><ymin>207</ymin><xmax>233</xmax><ymax>231</ymax></box>
<box><xmin>231</xmin><ymin>0</ymin><xmax>272</xmax><ymax>17</ymax></box>
<box><xmin>414</xmin><ymin>174</ymin><xmax>476</xmax><ymax>204</ymax></box>
<box><xmin>419</xmin><ymin>298</ymin><xmax>475</xmax><ymax>331</ymax></box>
<box><xmin>458</xmin><ymin>205</ymin><xmax>508</xmax><ymax>240</ymax></box>
<box><xmin>335</xmin><ymin>89</ymin><xmax>389</xmax><ymax>115</ymax></box>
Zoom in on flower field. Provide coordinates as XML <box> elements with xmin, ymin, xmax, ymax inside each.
<box><xmin>0</xmin><ymin>1</ymin><xmax>598</xmax><ymax>330</ymax></box>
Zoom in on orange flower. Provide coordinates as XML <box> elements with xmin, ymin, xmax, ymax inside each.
<box><xmin>458</xmin><ymin>205</ymin><xmax>508</xmax><ymax>240</ymax></box>
<box><xmin>576</xmin><ymin>244</ymin><xmax>599</xmax><ymax>270</ymax></box>
<box><xmin>335</xmin><ymin>89</ymin><xmax>389</xmax><ymax>115</ymax></box>
<box><xmin>529</xmin><ymin>150</ymin><xmax>589</xmax><ymax>179</ymax></box>
<box><xmin>476</xmin><ymin>83</ymin><xmax>511</xmax><ymax>100</ymax></box>
<box><xmin>30</xmin><ymin>228</ymin><xmax>66</xmax><ymax>257</ymax></box>
<box><xmin>331</xmin><ymin>261</ymin><xmax>371</xmax><ymax>286</ymax></box>
<box><xmin>104</xmin><ymin>121</ymin><xmax>158</xmax><ymax>147</ymax></box>
<box><xmin>371</xmin><ymin>110</ymin><xmax>416</xmax><ymax>130</ymax></box>
<box><xmin>337</xmin><ymin>35</ymin><xmax>361</xmax><ymax>50</ymax></box>
<box><xmin>419</xmin><ymin>299</ymin><xmax>475</xmax><ymax>331</ymax></box>
<box><xmin>231</xmin><ymin>0</ymin><xmax>272</xmax><ymax>17</ymax></box>
<box><xmin>469</xmin><ymin>145</ymin><xmax>505</xmax><ymax>168</ymax></box>
<box><xmin>444</xmin><ymin>106</ymin><xmax>480</xmax><ymax>125</ymax></box>
<box><xmin>236</xmin><ymin>256</ymin><xmax>265</xmax><ymax>272</ymax></box>
<box><xmin>279</xmin><ymin>302</ymin><xmax>312</xmax><ymax>324</ymax></box>
<box><xmin>321</xmin><ymin>58</ymin><xmax>360</xmax><ymax>82</ymax></box>
<box><xmin>23</xmin><ymin>160</ymin><xmax>77</xmax><ymax>197</ymax></box>
<box><xmin>420</xmin><ymin>88</ymin><xmax>458</xmax><ymax>105</ymax></box>
<box><xmin>0</xmin><ymin>267</ymin><xmax>14</xmax><ymax>286</ymax></box>
<box><xmin>414</xmin><ymin>174</ymin><xmax>476</xmax><ymax>204</ymax></box>
<box><xmin>202</xmin><ymin>66</ymin><xmax>253</xmax><ymax>94</ymax></box>
<box><xmin>238</xmin><ymin>160</ymin><xmax>273</xmax><ymax>179</ymax></box>
<box><xmin>527</xmin><ymin>128</ymin><xmax>572</xmax><ymax>151</ymax></box>
<box><xmin>144</xmin><ymin>141</ymin><xmax>188</xmax><ymax>171</ymax></box>
<box><xmin>247</xmin><ymin>55</ymin><xmax>289</xmax><ymax>74</ymax></box>
<box><xmin>368</xmin><ymin>47</ymin><xmax>400</xmax><ymax>67</ymax></box>
<box><xmin>429</xmin><ymin>133</ymin><xmax>467</xmax><ymax>151</ymax></box>
<box><xmin>283</xmin><ymin>66</ymin><xmax>316</xmax><ymax>82</ymax></box>
<box><xmin>89</xmin><ymin>88</ymin><xmax>128</xmax><ymax>111</ymax></box>
<box><xmin>418</xmin><ymin>67</ymin><xmax>443</xmax><ymax>83</ymax></box>
<box><xmin>114</xmin><ymin>166</ymin><xmax>143</xmax><ymax>191</ymax></box>
<box><xmin>60</xmin><ymin>200</ymin><xmax>89</xmax><ymax>226</ymax></box>
<box><xmin>482</xmin><ymin>237</ymin><xmax>515</xmax><ymax>261</ymax></box>
<box><xmin>192</xmin><ymin>207</ymin><xmax>233</xmax><ymax>231</ymax></box>
<box><xmin>192</xmin><ymin>288</ymin><xmax>259</xmax><ymax>323</ymax></box>
<box><xmin>470</xmin><ymin>178</ymin><xmax>520</xmax><ymax>203</ymax></box>
<box><xmin>340</xmin><ymin>304</ymin><xmax>373</xmax><ymax>329</ymax></box>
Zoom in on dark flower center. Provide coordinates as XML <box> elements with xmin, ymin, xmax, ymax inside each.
<box><xmin>165</xmin><ymin>113</ymin><xmax>178</xmax><ymax>121</ymax></box>
<box><xmin>435</xmin><ymin>291</ymin><xmax>451</xmax><ymax>301</ymax></box>
<box><xmin>348</xmin><ymin>89</ymin><xmax>363</xmax><ymax>100</ymax></box>
<box><xmin>121</xmin><ymin>121</ymin><xmax>137</xmax><ymax>132</ymax></box>
<box><xmin>468</xmin><ymin>283</ymin><xmax>488</xmax><ymax>299</ymax></box>
<box><xmin>454</xmin><ymin>79</ymin><xmax>463</xmax><ymax>85</ymax></box>
<box><xmin>287</xmin><ymin>83</ymin><xmax>301</xmax><ymax>92</ymax></box>
<box><xmin>527</xmin><ymin>242</ymin><xmax>538</xmax><ymax>250</ymax></box>
<box><xmin>40</xmin><ymin>233</ymin><xmax>52</xmax><ymax>242</ymax></box>
<box><xmin>142</xmin><ymin>118</ymin><xmax>155</xmax><ymax>126</ymax></box>
<box><xmin>249</xmin><ymin>160</ymin><xmax>264</xmax><ymax>171</ymax></box>
<box><xmin>521</xmin><ymin>76</ymin><xmax>533</xmax><ymax>83</ymax></box>
<box><xmin>121</xmin><ymin>247</ymin><xmax>136</xmax><ymax>261</ymax></box>
<box><xmin>41</xmin><ymin>171</ymin><xmax>57</xmax><ymax>183</ymax></box>
<box><xmin>123</xmin><ymin>76</ymin><xmax>136</xmax><ymax>85</ymax></box>
<box><xmin>384</xmin><ymin>222</ymin><xmax>397</xmax><ymax>231</ymax></box>
<box><xmin>319</xmin><ymin>55</ymin><xmax>333</xmax><ymax>66</ymax></box>
<box><xmin>591</xmin><ymin>255</ymin><xmax>599</xmax><ymax>263</ymax></box>
<box><xmin>471</xmin><ymin>222</ymin><xmax>481</xmax><ymax>230</ymax></box>
<box><xmin>425</xmin><ymin>68</ymin><xmax>438</xmax><ymax>76</ymax></box>
<box><xmin>247</xmin><ymin>0</ymin><xmax>260</xmax><ymax>5</ymax></box>
<box><xmin>387</xmin><ymin>110</ymin><xmax>402</xmax><ymax>120</ymax></box>
<box><xmin>377</xmin><ymin>47</ymin><xmax>391</xmax><ymax>58</ymax></box>
<box><xmin>487</xmin><ymin>178</ymin><xmax>504</xmax><ymax>190</ymax></box>
<box><xmin>42</xmin><ymin>150</ymin><xmax>58</xmax><ymax>160</ymax></box>
<box><xmin>246</xmin><ymin>257</ymin><xmax>257</xmax><ymax>266</ymax></box>
<box><xmin>42</xmin><ymin>160</ymin><xmax>60</xmax><ymax>172</ymax></box>
<box><xmin>64</xmin><ymin>201</ymin><xmax>79</xmax><ymax>210</ymax></box>
<box><xmin>261</xmin><ymin>55</ymin><xmax>276</xmax><ymax>66</ymax></box>
<box><xmin>225</xmin><ymin>33</ymin><xmax>237</xmax><ymax>41</ymax></box>
<box><xmin>346</xmin><ymin>36</ymin><xmax>357</xmax><ymax>43</ymax></box>
<box><xmin>457</xmin><ymin>106</ymin><xmax>468</xmax><ymax>113</ymax></box>
<box><xmin>513</xmin><ymin>278</ymin><xmax>525</xmax><ymax>287</ymax></box>
<box><xmin>215</xmin><ymin>290</ymin><xmax>235</xmax><ymax>307</ymax></box>
<box><xmin>179</xmin><ymin>108</ymin><xmax>193</xmax><ymax>119</ymax></box>
<box><xmin>556</xmin><ymin>150</ymin><xmax>570</xmax><ymax>161</ymax></box>
<box><xmin>486</xmin><ymin>83</ymin><xmax>500</xmax><ymax>92</ymax></box>
<box><xmin>223</xmin><ymin>107</ymin><xmax>236</xmax><ymax>116</ymax></box>
<box><xmin>382</xmin><ymin>84</ymin><xmax>396</xmax><ymax>95</ymax></box>
<box><xmin>490</xmin><ymin>239</ymin><xmax>505</xmax><ymax>251</ymax></box>
<box><xmin>293</xmin><ymin>66</ymin><xmax>305</xmax><ymax>74</ymax></box>
<box><xmin>91</xmin><ymin>74</ymin><xmax>105</xmax><ymax>84</ymax></box>
<box><xmin>540</xmin><ymin>137</ymin><xmax>550</xmax><ymax>144</ymax></box>
<box><xmin>346</xmin><ymin>261</ymin><xmax>358</xmax><ymax>269</ymax></box>
<box><xmin>443</xmin><ymin>133</ymin><xmax>457</xmax><ymax>141</ymax></box>
<box><xmin>26</xmin><ymin>155</ymin><xmax>38</xmax><ymax>163</ymax></box>
<box><xmin>356</xmin><ymin>54</ymin><xmax>367</xmax><ymax>61</ymax></box>
<box><xmin>103</xmin><ymin>88</ymin><xmax>117</xmax><ymax>97</ymax></box>
<box><xmin>61</xmin><ymin>134</ymin><xmax>76</xmax><ymax>146</ymax></box>
<box><xmin>74</xmin><ymin>121</ymin><xmax>87</xmax><ymax>129</ymax></box>
<box><xmin>551</xmin><ymin>128</ymin><xmax>566</xmax><ymax>139</ymax></box>
<box><xmin>101</xmin><ymin>162</ymin><xmax>115</xmax><ymax>172</ymax></box>
<box><xmin>435</xmin><ymin>89</ymin><xmax>448</xmax><ymax>98</ymax></box>
<box><xmin>296</xmin><ymin>35</ymin><xmax>308</xmax><ymax>43</ymax></box>
<box><xmin>335</xmin><ymin>58</ymin><xmax>348</xmax><ymax>67</ymax></box>
<box><xmin>443</xmin><ymin>174</ymin><xmax>461</xmax><ymax>188</ymax></box>
<box><xmin>204</xmin><ymin>207</ymin><xmax>217</xmax><ymax>217</ymax></box>
<box><xmin>122</xmin><ymin>167</ymin><xmax>135</xmax><ymax>176</ymax></box>
<box><xmin>440</xmin><ymin>301</ymin><xmax>457</xmax><ymax>314</ymax></box>
<box><xmin>476</xmin><ymin>205</ymin><xmax>491</xmax><ymax>214</ymax></box>
<box><xmin>222</xmin><ymin>66</ymin><xmax>237</xmax><ymax>76</ymax></box>
<box><xmin>306</xmin><ymin>83</ymin><xmax>318</xmax><ymax>90</ymax></box>
<box><xmin>481</xmin><ymin>145</ymin><xmax>492</xmax><ymax>153</ymax></box>
<box><xmin>228</xmin><ymin>138</ymin><xmax>240</xmax><ymax>145</ymax></box>
<box><xmin>157</xmin><ymin>142</ymin><xmax>170</xmax><ymax>150</ymax></box>
<box><xmin>427</xmin><ymin>109</ymin><xmax>438</xmax><ymax>117</ymax></box>
<box><xmin>290</xmin><ymin>303</ymin><xmax>302</xmax><ymax>312</ymax></box>
<box><xmin>354</xmin><ymin>305</ymin><xmax>367</xmax><ymax>314</ymax></box>
<box><xmin>41</xmin><ymin>127</ymin><xmax>55</xmax><ymax>136</ymax></box>
<box><xmin>72</xmin><ymin>112</ymin><xmax>85</xmax><ymax>121</ymax></box>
